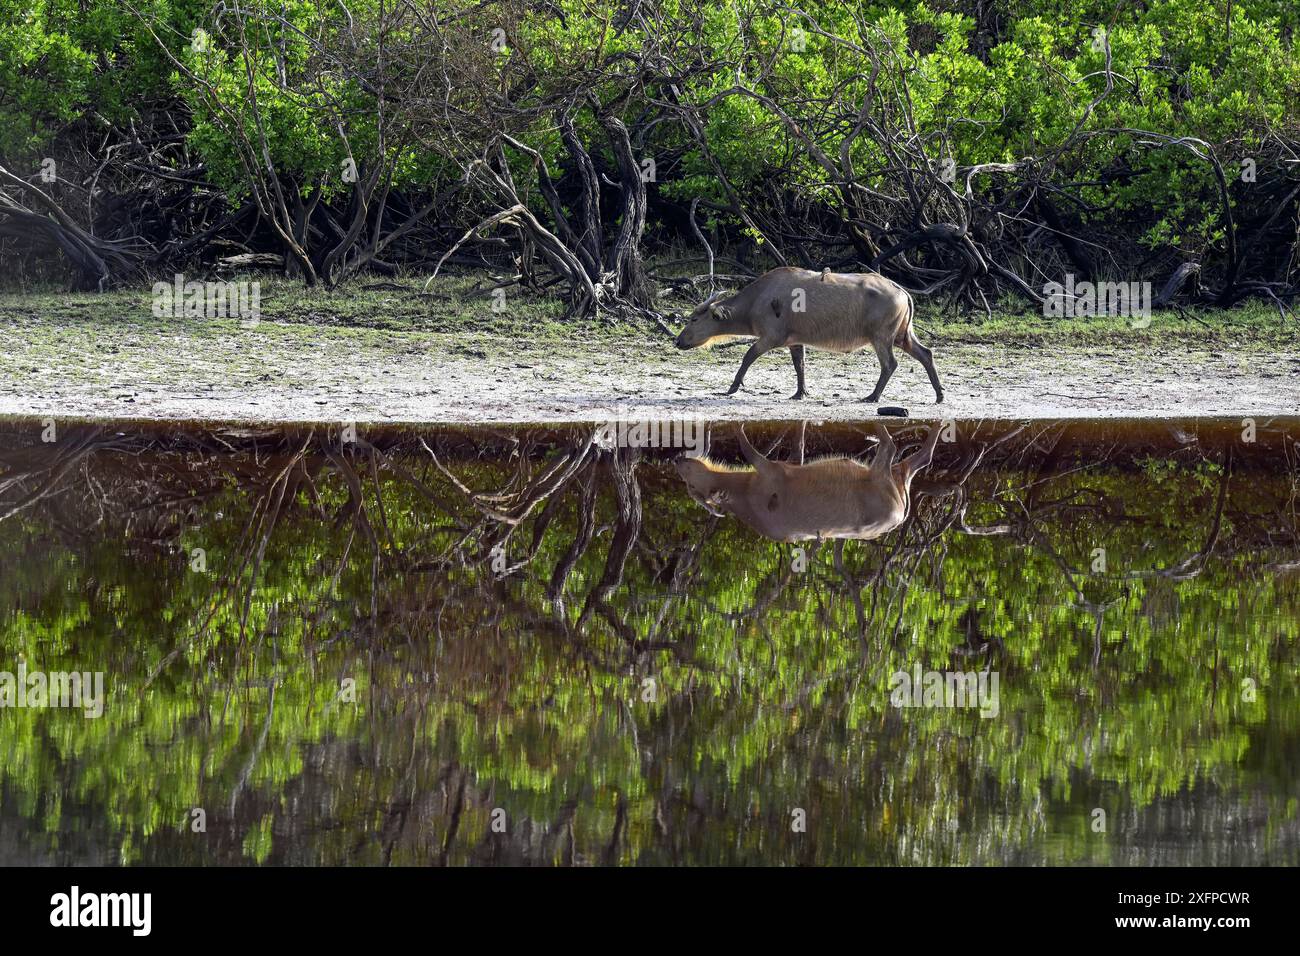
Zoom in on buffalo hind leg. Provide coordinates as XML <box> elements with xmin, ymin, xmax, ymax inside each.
<box><xmin>899</xmin><ymin>333</ymin><xmax>944</xmax><ymax>403</ymax></box>
<box><xmin>890</xmin><ymin>424</ymin><xmax>942</xmax><ymax>519</ymax></box>
<box><xmin>893</xmin><ymin>424</ymin><xmax>941</xmax><ymax>488</ymax></box>
<box><xmin>864</xmin><ymin>341</ymin><xmax>897</xmax><ymax>403</ymax></box>
<box><xmin>870</xmin><ymin>422</ymin><xmax>897</xmax><ymax>467</ymax></box>
<box><xmin>725</xmin><ymin>341</ymin><xmax>775</xmax><ymax>396</ymax></box>
<box><xmin>789</xmin><ymin>345</ymin><xmax>806</xmax><ymax>400</ymax></box>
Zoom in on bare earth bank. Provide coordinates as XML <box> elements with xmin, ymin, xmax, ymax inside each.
<box><xmin>1</xmin><ymin>317</ymin><xmax>1297</xmax><ymax>423</ymax></box>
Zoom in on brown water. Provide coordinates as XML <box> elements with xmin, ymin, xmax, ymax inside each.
<box><xmin>0</xmin><ymin>416</ymin><xmax>1297</xmax><ymax>865</ymax></box>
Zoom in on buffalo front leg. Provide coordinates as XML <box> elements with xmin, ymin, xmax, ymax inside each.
<box><xmin>864</xmin><ymin>341</ymin><xmax>898</xmax><ymax>403</ymax></box>
<box><xmin>724</xmin><ymin>342</ymin><xmax>773</xmax><ymax>396</ymax></box>
<box><xmin>788</xmin><ymin>345</ymin><xmax>807</xmax><ymax>400</ymax></box>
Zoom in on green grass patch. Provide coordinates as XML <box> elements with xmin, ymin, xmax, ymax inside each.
<box><xmin>1</xmin><ymin>270</ymin><xmax>1293</xmax><ymax>350</ymax></box>
<box><xmin>918</xmin><ymin>300</ymin><xmax>1293</xmax><ymax>348</ymax></box>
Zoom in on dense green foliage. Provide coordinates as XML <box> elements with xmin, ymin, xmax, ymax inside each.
<box><xmin>2</xmin><ymin>1</ymin><xmax>1298</xmax><ymax>299</ymax></box>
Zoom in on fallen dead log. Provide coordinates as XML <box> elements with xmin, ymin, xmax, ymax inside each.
<box><xmin>1154</xmin><ymin>262</ymin><xmax>1202</xmax><ymax>307</ymax></box>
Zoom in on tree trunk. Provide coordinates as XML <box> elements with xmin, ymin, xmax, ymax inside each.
<box><xmin>599</xmin><ymin>115</ymin><xmax>656</xmax><ymax>309</ymax></box>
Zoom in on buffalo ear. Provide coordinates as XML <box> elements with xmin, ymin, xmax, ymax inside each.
<box><xmin>714</xmin><ymin>305</ymin><xmax>731</xmax><ymax>321</ymax></box>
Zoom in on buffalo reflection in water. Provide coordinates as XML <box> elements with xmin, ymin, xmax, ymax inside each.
<box><xmin>674</xmin><ymin>423</ymin><xmax>940</xmax><ymax>542</ymax></box>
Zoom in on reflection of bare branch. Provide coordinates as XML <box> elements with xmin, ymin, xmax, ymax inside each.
<box><xmin>423</xmin><ymin>434</ymin><xmax>595</xmax><ymax>526</ymax></box>
<box><xmin>580</xmin><ymin>447</ymin><xmax>643</xmax><ymax>632</ymax></box>
<box><xmin>0</xmin><ymin>428</ymin><xmax>119</xmax><ymax>522</ymax></box>
<box><xmin>547</xmin><ymin>467</ymin><xmax>598</xmax><ymax>602</ymax></box>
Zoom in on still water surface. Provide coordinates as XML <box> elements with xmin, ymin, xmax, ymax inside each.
<box><xmin>1</xmin><ymin>417</ymin><xmax>1297</xmax><ymax>865</ymax></box>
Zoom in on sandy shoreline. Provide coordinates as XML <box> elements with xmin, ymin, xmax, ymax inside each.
<box><xmin>2</xmin><ymin>316</ymin><xmax>1297</xmax><ymax>424</ymax></box>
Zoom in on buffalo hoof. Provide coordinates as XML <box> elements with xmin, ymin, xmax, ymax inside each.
<box><xmin>789</xmin><ymin>390</ymin><xmax>806</xmax><ymax>401</ymax></box>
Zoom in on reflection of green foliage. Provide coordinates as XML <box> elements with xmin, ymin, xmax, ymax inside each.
<box><xmin>0</xmin><ymin>438</ymin><xmax>1297</xmax><ymax>865</ymax></box>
